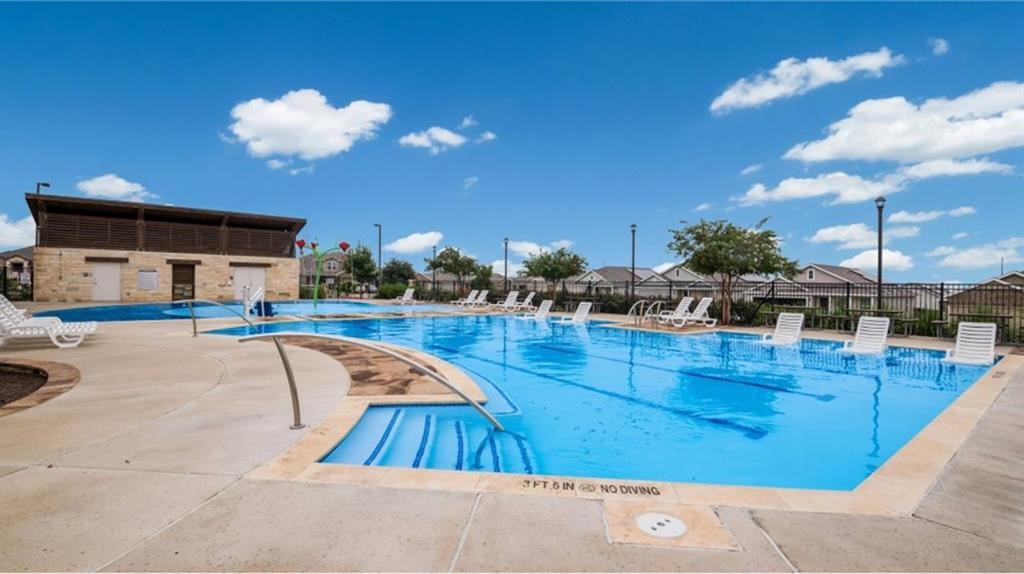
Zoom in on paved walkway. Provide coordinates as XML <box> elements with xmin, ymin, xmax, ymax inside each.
<box><xmin>0</xmin><ymin>317</ymin><xmax>1021</xmax><ymax>571</ymax></box>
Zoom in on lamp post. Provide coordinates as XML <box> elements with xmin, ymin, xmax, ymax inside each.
<box><xmin>630</xmin><ymin>223</ymin><xmax>637</xmax><ymax>301</ymax></box>
<box><xmin>373</xmin><ymin>223</ymin><xmax>382</xmax><ymax>287</ymax></box>
<box><xmin>432</xmin><ymin>245</ymin><xmax>437</xmax><ymax>301</ymax></box>
<box><xmin>35</xmin><ymin>182</ymin><xmax>50</xmax><ymax>194</ymax></box>
<box><xmin>875</xmin><ymin>196</ymin><xmax>886</xmax><ymax>310</ymax></box>
<box><xmin>503</xmin><ymin>237</ymin><xmax>509</xmax><ymax>294</ymax></box>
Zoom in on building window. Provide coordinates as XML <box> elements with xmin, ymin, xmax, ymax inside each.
<box><xmin>807</xmin><ymin>269</ymin><xmax>815</xmax><ymax>280</ymax></box>
<box><xmin>325</xmin><ymin>260</ymin><xmax>339</xmax><ymax>272</ymax></box>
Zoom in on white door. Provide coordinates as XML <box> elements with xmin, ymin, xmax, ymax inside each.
<box><xmin>232</xmin><ymin>266</ymin><xmax>266</xmax><ymax>300</ymax></box>
<box><xmin>91</xmin><ymin>262</ymin><xmax>122</xmax><ymax>301</ymax></box>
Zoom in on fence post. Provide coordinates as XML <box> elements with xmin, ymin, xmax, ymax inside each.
<box><xmin>938</xmin><ymin>282</ymin><xmax>945</xmax><ymax>321</ymax></box>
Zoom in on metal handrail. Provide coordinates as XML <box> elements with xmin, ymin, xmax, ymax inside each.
<box><xmin>626</xmin><ymin>299</ymin><xmax>650</xmax><ymax>320</ymax></box>
<box><xmin>238</xmin><ymin>331</ymin><xmax>505</xmax><ymax>432</ymax></box>
<box><xmin>642</xmin><ymin>300</ymin><xmax>665</xmax><ymax>325</ymax></box>
<box><xmin>175</xmin><ymin>298</ymin><xmax>256</xmax><ymax>337</ymax></box>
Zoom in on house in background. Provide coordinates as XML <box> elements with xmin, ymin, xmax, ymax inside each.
<box><xmin>945</xmin><ymin>270</ymin><xmax>1024</xmax><ymax>337</ymax></box>
<box><xmin>571</xmin><ymin>266</ymin><xmax>671</xmax><ymax>296</ymax></box>
<box><xmin>1</xmin><ymin>246</ymin><xmax>33</xmax><ymax>282</ymax></box>
<box><xmin>25</xmin><ymin>194</ymin><xmax>305</xmax><ymax>303</ymax></box>
<box><xmin>299</xmin><ymin>252</ymin><xmax>350</xmax><ymax>288</ymax></box>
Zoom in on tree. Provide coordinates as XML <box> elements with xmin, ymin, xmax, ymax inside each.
<box><xmin>381</xmin><ymin>258</ymin><xmax>416</xmax><ymax>285</ymax></box>
<box><xmin>425</xmin><ymin>247</ymin><xmax>477</xmax><ymax>291</ymax></box>
<box><xmin>347</xmin><ymin>245</ymin><xmax>378</xmax><ymax>297</ymax></box>
<box><xmin>667</xmin><ymin>218</ymin><xmax>797</xmax><ymax>324</ymax></box>
<box><xmin>470</xmin><ymin>263</ymin><xmax>494</xmax><ymax>291</ymax></box>
<box><xmin>521</xmin><ymin>247</ymin><xmax>588</xmax><ymax>297</ymax></box>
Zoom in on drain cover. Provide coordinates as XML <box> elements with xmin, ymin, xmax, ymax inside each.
<box><xmin>635</xmin><ymin>512</ymin><xmax>688</xmax><ymax>539</ymax></box>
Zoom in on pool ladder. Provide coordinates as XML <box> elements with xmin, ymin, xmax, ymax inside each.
<box><xmin>626</xmin><ymin>299</ymin><xmax>665</xmax><ymax>326</ymax></box>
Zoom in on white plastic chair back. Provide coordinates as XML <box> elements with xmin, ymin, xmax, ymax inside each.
<box><xmin>569</xmin><ymin>302</ymin><xmax>592</xmax><ymax>323</ymax></box>
<box><xmin>671</xmin><ymin>297</ymin><xmax>694</xmax><ymax>317</ymax></box>
<box><xmin>474</xmin><ymin>290</ymin><xmax>489</xmax><ymax>305</ymax></box>
<box><xmin>770</xmin><ymin>312</ymin><xmax>804</xmax><ymax>345</ymax></box>
<box><xmin>520</xmin><ymin>292</ymin><xmax>535</xmax><ymax>308</ymax></box>
<box><xmin>499</xmin><ymin>291</ymin><xmax>518</xmax><ymax>307</ymax></box>
<box><xmin>949</xmin><ymin>322</ymin><xmax>997</xmax><ymax>365</ymax></box>
<box><xmin>533</xmin><ymin>300</ymin><xmax>553</xmax><ymax>320</ymax></box>
<box><xmin>849</xmin><ymin>316</ymin><xmax>890</xmax><ymax>354</ymax></box>
<box><xmin>689</xmin><ymin>297</ymin><xmax>712</xmax><ymax>320</ymax></box>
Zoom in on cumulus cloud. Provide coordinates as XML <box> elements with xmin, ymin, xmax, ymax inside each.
<box><xmin>506</xmin><ymin>239</ymin><xmax>573</xmax><ymax>258</ymax></box>
<box><xmin>933</xmin><ymin>237</ymin><xmax>1024</xmax><ymax>269</ymax></box>
<box><xmin>229</xmin><ymin>89</ymin><xmax>392</xmax><ymax>161</ymax></box>
<box><xmin>76</xmin><ymin>174</ymin><xmax>154</xmax><ymax>202</ymax></box>
<box><xmin>399</xmin><ymin>127</ymin><xmax>468</xmax><ymax>155</ymax></box>
<box><xmin>266</xmin><ymin>159</ymin><xmax>289</xmax><ymax>170</ymax></box>
<box><xmin>739</xmin><ymin>164</ymin><xmax>763</xmax><ymax>176</ymax></box>
<box><xmin>694</xmin><ymin>202</ymin><xmax>713</xmax><ymax>212</ymax></box>
<box><xmin>928</xmin><ymin>37</ymin><xmax>950</xmax><ymax>56</ymax></box>
<box><xmin>926</xmin><ymin>246</ymin><xmax>958</xmax><ymax>257</ymax></box>
<box><xmin>951</xmin><ymin>232</ymin><xmax>969</xmax><ymax>240</ymax></box>
<box><xmin>889</xmin><ymin>205</ymin><xmax>976</xmax><ymax>223</ymax></box>
<box><xmin>737</xmin><ymin>159</ymin><xmax>1010</xmax><ymax>206</ymax></box>
<box><xmin>490</xmin><ymin>259</ymin><xmax>524</xmax><ymax>278</ymax></box>
<box><xmin>784</xmin><ymin>81</ymin><xmax>1024</xmax><ymax>163</ymax></box>
<box><xmin>840</xmin><ymin>248</ymin><xmax>915</xmax><ymax>272</ymax></box>
<box><xmin>550</xmin><ymin>239</ymin><xmax>574</xmax><ymax>250</ymax></box>
<box><xmin>384</xmin><ymin>231</ymin><xmax>444</xmax><ymax>254</ymax></box>
<box><xmin>809</xmin><ymin>223</ymin><xmax>919</xmax><ymax>250</ymax></box>
<box><xmin>459</xmin><ymin>116</ymin><xmax>478</xmax><ymax>129</ymax></box>
<box><xmin>477</xmin><ymin>131</ymin><xmax>498</xmax><ymax>142</ymax></box>
<box><xmin>710</xmin><ymin>47</ymin><xmax>904</xmax><ymax>114</ymax></box>
<box><xmin>0</xmin><ymin>213</ymin><xmax>35</xmax><ymax>248</ymax></box>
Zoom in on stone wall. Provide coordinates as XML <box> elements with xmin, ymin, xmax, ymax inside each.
<box><xmin>33</xmin><ymin>247</ymin><xmax>299</xmax><ymax>302</ymax></box>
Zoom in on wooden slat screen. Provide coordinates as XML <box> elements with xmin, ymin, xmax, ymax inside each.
<box><xmin>45</xmin><ymin>213</ymin><xmax>137</xmax><ymax>250</ymax></box>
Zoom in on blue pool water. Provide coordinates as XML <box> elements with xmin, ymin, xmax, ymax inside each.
<box><xmin>35</xmin><ymin>300</ymin><xmax>449</xmax><ymax>322</ymax></box>
<box><xmin>212</xmin><ymin>316</ymin><xmax>992</xmax><ymax>490</ymax></box>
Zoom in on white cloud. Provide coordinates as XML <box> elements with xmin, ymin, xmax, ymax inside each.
<box><xmin>889</xmin><ymin>205</ymin><xmax>977</xmax><ymax>223</ymax></box>
<box><xmin>490</xmin><ymin>259</ymin><xmax>523</xmax><ymax>278</ymax></box>
<box><xmin>694</xmin><ymin>202</ymin><xmax>713</xmax><ymax>212</ymax></box>
<box><xmin>477</xmin><ymin>131</ymin><xmax>498</xmax><ymax>142</ymax></box>
<box><xmin>935</xmin><ymin>238</ymin><xmax>1024</xmax><ymax>269</ymax></box>
<box><xmin>399</xmin><ymin>126</ymin><xmax>468</xmax><ymax>155</ymax></box>
<box><xmin>737</xmin><ymin>159</ymin><xmax>1010</xmax><ymax>206</ymax></box>
<box><xmin>739</xmin><ymin>164</ymin><xmax>763</xmax><ymax>176</ymax></box>
<box><xmin>0</xmin><ymin>213</ymin><xmax>35</xmax><ymax>248</ymax></box>
<box><xmin>288</xmin><ymin>164</ymin><xmax>315</xmax><ymax>176</ymax></box>
<box><xmin>384</xmin><ymin>231</ymin><xmax>444</xmax><ymax>254</ymax></box>
<box><xmin>76</xmin><ymin>174</ymin><xmax>154</xmax><ymax>202</ymax></box>
<box><xmin>229</xmin><ymin>89</ymin><xmax>392</xmax><ymax>161</ymax></box>
<box><xmin>926</xmin><ymin>246</ymin><xmax>958</xmax><ymax>257</ymax></box>
<box><xmin>809</xmin><ymin>223</ymin><xmax>918</xmax><ymax>249</ymax></box>
<box><xmin>459</xmin><ymin>116</ymin><xmax>478</xmax><ymax>129</ymax></box>
<box><xmin>784</xmin><ymin>81</ymin><xmax>1024</xmax><ymax>163</ymax></box>
<box><xmin>928</xmin><ymin>37</ymin><xmax>950</xmax><ymax>56</ymax></box>
<box><xmin>463</xmin><ymin>176</ymin><xmax>480</xmax><ymax>190</ymax></box>
<box><xmin>507</xmin><ymin>240</ymin><xmax>547</xmax><ymax>258</ymax></box>
<box><xmin>266</xmin><ymin>159</ymin><xmax>289</xmax><ymax>170</ymax></box>
<box><xmin>710</xmin><ymin>47</ymin><xmax>904</xmax><ymax>114</ymax></box>
<box><xmin>840</xmin><ymin>248</ymin><xmax>915</xmax><ymax>272</ymax></box>
<box><xmin>550</xmin><ymin>239</ymin><xmax>574</xmax><ymax>250</ymax></box>
<box><xmin>951</xmin><ymin>232</ymin><xmax>969</xmax><ymax>240</ymax></box>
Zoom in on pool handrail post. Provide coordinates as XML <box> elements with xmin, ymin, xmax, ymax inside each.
<box><xmin>238</xmin><ymin>331</ymin><xmax>505</xmax><ymax>432</ymax></box>
<box><xmin>179</xmin><ymin>298</ymin><xmax>257</xmax><ymax>337</ymax></box>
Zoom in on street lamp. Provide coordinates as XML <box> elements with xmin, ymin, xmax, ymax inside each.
<box><xmin>373</xmin><ymin>223</ymin><xmax>382</xmax><ymax>287</ymax></box>
<box><xmin>875</xmin><ymin>196</ymin><xmax>886</xmax><ymax>309</ymax></box>
<box><xmin>35</xmin><ymin>182</ymin><xmax>49</xmax><ymax>194</ymax></box>
<box><xmin>503</xmin><ymin>237</ymin><xmax>509</xmax><ymax>294</ymax></box>
<box><xmin>630</xmin><ymin>224</ymin><xmax>637</xmax><ymax>301</ymax></box>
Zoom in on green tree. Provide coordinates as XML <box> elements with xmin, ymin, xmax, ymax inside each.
<box><xmin>425</xmin><ymin>246</ymin><xmax>477</xmax><ymax>291</ymax></box>
<box><xmin>470</xmin><ymin>263</ymin><xmax>494</xmax><ymax>291</ymax></box>
<box><xmin>347</xmin><ymin>245</ymin><xmax>378</xmax><ymax>297</ymax></box>
<box><xmin>381</xmin><ymin>258</ymin><xmax>416</xmax><ymax>285</ymax></box>
<box><xmin>521</xmin><ymin>247</ymin><xmax>588</xmax><ymax>297</ymax></box>
<box><xmin>667</xmin><ymin>218</ymin><xmax>797</xmax><ymax>324</ymax></box>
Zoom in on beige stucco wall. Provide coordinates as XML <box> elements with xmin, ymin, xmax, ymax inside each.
<box><xmin>33</xmin><ymin>247</ymin><xmax>299</xmax><ymax>302</ymax></box>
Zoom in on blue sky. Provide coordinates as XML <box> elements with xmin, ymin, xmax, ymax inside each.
<box><xmin>1</xmin><ymin>2</ymin><xmax>1021</xmax><ymax>281</ymax></box>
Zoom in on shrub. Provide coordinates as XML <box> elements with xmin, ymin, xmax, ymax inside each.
<box><xmin>299</xmin><ymin>284</ymin><xmax>327</xmax><ymax>299</ymax></box>
<box><xmin>377</xmin><ymin>282</ymin><xmax>411</xmax><ymax>300</ymax></box>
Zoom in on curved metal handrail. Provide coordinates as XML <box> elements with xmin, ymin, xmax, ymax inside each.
<box><xmin>642</xmin><ymin>300</ymin><xmax>665</xmax><ymax>325</ymax></box>
<box><xmin>238</xmin><ymin>331</ymin><xmax>505</xmax><ymax>431</ymax></box>
<box><xmin>174</xmin><ymin>298</ymin><xmax>255</xmax><ymax>337</ymax></box>
<box><xmin>626</xmin><ymin>299</ymin><xmax>650</xmax><ymax>320</ymax></box>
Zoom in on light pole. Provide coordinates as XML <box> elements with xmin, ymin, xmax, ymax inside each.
<box><xmin>875</xmin><ymin>196</ymin><xmax>886</xmax><ymax>309</ymax></box>
<box><xmin>630</xmin><ymin>223</ymin><xmax>637</xmax><ymax>301</ymax></box>
<box><xmin>432</xmin><ymin>245</ymin><xmax>437</xmax><ymax>301</ymax></box>
<box><xmin>373</xmin><ymin>223</ymin><xmax>382</xmax><ymax>287</ymax></box>
<box><xmin>35</xmin><ymin>182</ymin><xmax>50</xmax><ymax>194</ymax></box>
<box><xmin>503</xmin><ymin>237</ymin><xmax>509</xmax><ymax>294</ymax></box>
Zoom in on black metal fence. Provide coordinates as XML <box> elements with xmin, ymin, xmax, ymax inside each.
<box><xmin>412</xmin><ymin>278</ymin><xmax>1024</xmax><ymax>344</ymax></box>
<box><xmin>1</xmin><ymin>269</ymin><xmax>33</xmax><ymax>301</ymax></box>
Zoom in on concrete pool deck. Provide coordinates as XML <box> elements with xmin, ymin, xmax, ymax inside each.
<box><xmin>1</xmin><ymin>311</ymin><xmax>1022</xmax><ymax>571</ymax></box>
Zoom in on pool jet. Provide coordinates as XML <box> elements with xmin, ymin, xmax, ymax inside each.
<box><xmin>296</xmin><ymin>238</ymin><xmax>350</xmax><ymax>312</ymax></box>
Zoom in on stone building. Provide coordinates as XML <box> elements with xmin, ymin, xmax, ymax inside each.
<box><xmin>25</xmin><ymin>194</ymin><xmax>305</xmax><ymax>303</ymax></box>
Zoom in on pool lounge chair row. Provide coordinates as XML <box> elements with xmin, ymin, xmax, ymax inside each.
<box><xmin>656</xmin><ymin>296</ymin><xmax>718</xmax><ymax>328</ymax></box>
<box><xmin>516</xmin><ymin>299</ymin><xmax>590</xmax><ymax>324</ymax></box>
<box><xmin>759</xmin><ymin>310</ymin><xmax>997</xmax><ymax>365</ymax></box>
<box><xmin>0</xmin><ymin>295</ymin><xmax>98</xmax><ymax>349</ymax></box>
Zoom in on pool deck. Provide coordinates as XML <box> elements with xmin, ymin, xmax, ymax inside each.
<box><xmin>1</xmin><ymin>308</ymin><xmax>1022</xmax><ymax>571</ymax></box>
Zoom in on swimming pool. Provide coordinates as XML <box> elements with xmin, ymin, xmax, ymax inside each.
<box><xmin>212</xmin><ymin>316</ymin><xmax>992</xmax><ymax>490</ymax></box>
<box><xmin>34</xmin><ymin>300</ymin><xmax>449</xmax><ymax>322</ymax></box>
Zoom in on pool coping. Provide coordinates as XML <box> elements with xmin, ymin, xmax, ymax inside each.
<box><xmin>242</xmin><ymin>318</ymin><xmax>1022</xmax><ymax>521</ymax></box>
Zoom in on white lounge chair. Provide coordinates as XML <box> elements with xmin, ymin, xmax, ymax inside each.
<box><xmin>943</xmin><ymin>322</ymin><xmax>997</xmax><ymax>365</ymax></box>
<box><xmin>392</xmin><ymin>288</ymin><xmax>415</xmax><ymax>305</ymax></box>
<box><xmin>0</xmin><ymin>296</ymin><xmax>61</xmax><ymax>327</ymax></box>
<box><xmin>454</xmin><ymin>290</ymin><xmax>479</xmax><ymax>307</ymax></box>
<box><xmin>560</xmin><ymin>302</ymin><xmax>592</xmax><ymax>324</ymax></box>
<box><xmin>517</xmin><ymin>299</ymin><xmax>552</xmax><ymax>320</ymax></box>
<box><xmin>656</xmin><ymin>297</ymin><xmax>694</xmax><ymax>325</ymax></box>
<box><xmin>670</xmin><ymin>297</ymin><xmax>717</xmax><ymax>327</ymax></box>
<box><xmin>512</xmin><ymin>292</ymin><xmax>536</xmax><ymax>312</ymax></box>
<box><xmin>469</xmin><ymin>290</ymin><xmax>490</xmax><ymax>307</ymax></box>
<box><xmin>0</xmin><ymin>313</ymin><xmax>97</xmax><ymax>349</ymax></box>
<box><xmin>841</xmin><ymin>316</ymin><xmax>890</xmax><ymax>355</ymax></box>
<box><xmin>761</xmin><ymin>312</ymin><xmax>804</xmax><ymax>346</ymax></box>
<box><xmin>491</xmin><ymin>291</ymin><xmax>519</xmax><ymax>311</ymax></box>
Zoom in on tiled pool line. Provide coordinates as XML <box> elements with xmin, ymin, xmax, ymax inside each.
<box><xmin>241</xmin><ymin>323</ymin><xmax>1022</xmax><ymax>518</ymax></box>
